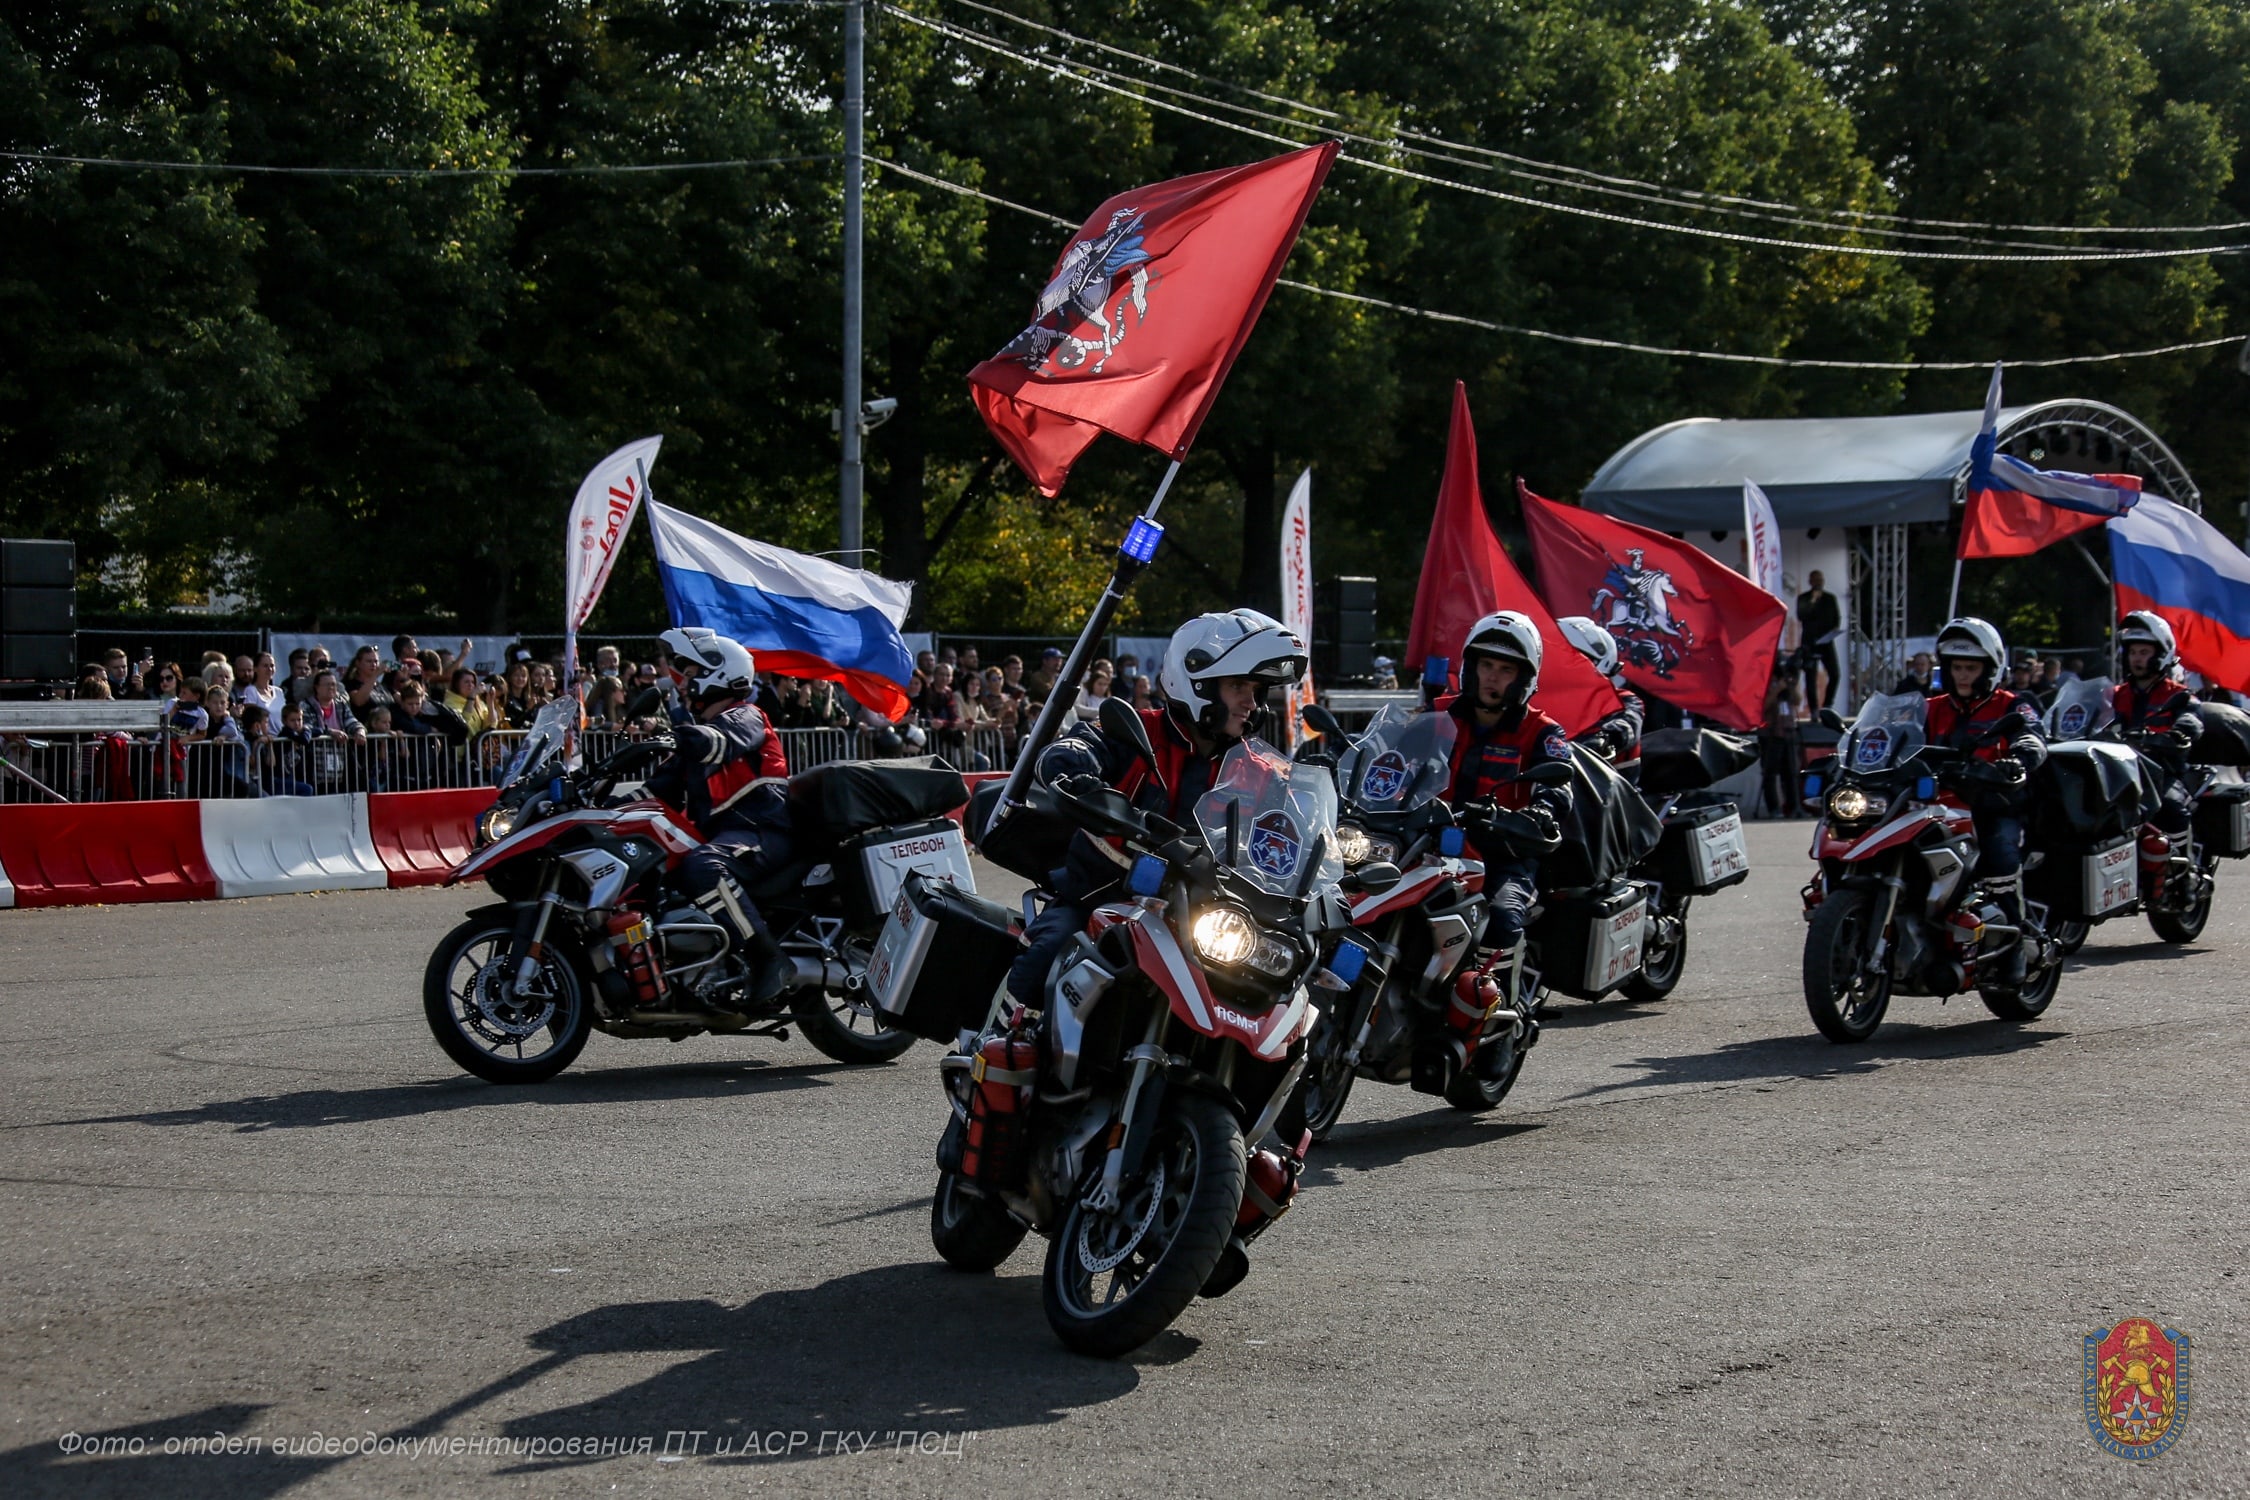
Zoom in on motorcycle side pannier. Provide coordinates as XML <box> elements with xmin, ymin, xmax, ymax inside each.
<box><xmin>2194</xmin><ymin>781</ymin><xmax>2250</xmax><ymax>858</ymax></box>
<box><xmin>1649</xmin><ymin>799</ymin><xmax>1749</xmax><ymax>895</ymax></box>
<box><xmin>865</xmin><ymin>871</ymin><xmax>1024</xmax><ymax>1041</ymax></box>
<box><xmin>1532</xmin><ymin>882</ymin><xmax>1648</xmax><ymax>1000</ymax></box>
<box><xmin>835</xmin><ymin>817</ymin><xmax>976</xmax><ymax>929</ymax></box>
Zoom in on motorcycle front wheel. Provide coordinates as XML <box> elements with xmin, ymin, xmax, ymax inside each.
<box><xmin>422</xmin><ymin>915</ymin><xmax>593</xmax><ymax>1083</ymax></box>
<box><xmin>1043</xmin><ymin>1093</ymin><xmax>1245</xmax><ymax>1358</ymax></box>
<box><xmin>1802</xmin><ymin>888</ymin><xmax>1893</xmax><ymax>1044</ymax></box>
<box><xmin>1277</xmin><ymin>1009</ymin><xmax>1357</xmax><ymax>1143</ymax></box>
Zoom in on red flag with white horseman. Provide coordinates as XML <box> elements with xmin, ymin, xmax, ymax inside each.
<box><xmin>1403</xmin><ymin>383</ymin><xmax>1619</xmax><ymax>736</ymax></box>
<box><xmin>968</xmin><ymin>144</ymin><xmax>1338</xmax><ymax>495</ymax></box>
<box><xmin>1518</xmin><ymin>485</ymin><xmax>1786</xmax><ymax>730</ymax></box>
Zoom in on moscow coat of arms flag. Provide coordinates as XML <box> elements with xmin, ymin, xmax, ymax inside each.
<box><xmin>968</xmin><ymin>143</ymin><xmax>1338</xmax><ymax>495</ymax></box>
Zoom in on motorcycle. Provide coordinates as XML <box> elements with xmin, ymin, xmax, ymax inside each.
<box><xmin>2035</xmin><ymin>677</ymin><xmax>2236</xmax><ymax>953</ymax></box>
<box><xmin>1611</xmin><ymin>726</ymin><xmax>1757</xmax><ymax>1003</ymax></box>
<box><xmin>423</xmin><ymin>700</ymin><xmax>974</xmax><ymax>1083</ymax></box>
<box><xmin>1799</xmin><ymin>692</ymin><xmax>2064</xmax><ymax>1042</ymax></box>
<box><xmin>899</xmin><ymin>701</ymin><xmax>1351</xmax><ymax>1357</ymax></box>
<box><xmin>1512</xmin><ymin>739</ymin><xmax>1668</xmax><ymax>1010</ymax></box>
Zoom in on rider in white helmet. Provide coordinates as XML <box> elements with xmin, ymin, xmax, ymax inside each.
<box><xmin>2113</xmin><ymin>608</ymin><xmax>2203</xmax><ymax>867</ymax></box>
<box><xmin>1006</xmin><ymin>609</ymin><xmax>1309</xmax><ymax>1009</ymax></box>
<box><xmin>1927</xmin><ymin>616</ymin><xmax>2047</xmax><ymax>985</ymax></box>
<box><xmin>1556</xmin><ymin>615</ymin><xmax>1645</xmax><ymax>782</ymax></box>
<box><xmin>643</xmin><ymin>625</ymin><xmax>795</xmax><ymax>1008</ymax></box>
<box><xmin>1431</xmin><ymin>611</ymin><xmax>1575</xmax><ymax>1088</ymax></box>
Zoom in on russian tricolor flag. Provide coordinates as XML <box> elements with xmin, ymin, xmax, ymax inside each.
<box><xmin>648</xmin><ymin>500</ymin><xmax>916</xmax><ymax>719</ymax></box>
<box><xmin>1965</xmin><ymin>363</ymin><xmax>2142</xmax><ymax>542</ymax></box>
<box><xmin>2108</xmin><ymin>497</ymin><xmax>2250</xmax><ymax>693</ymax></box>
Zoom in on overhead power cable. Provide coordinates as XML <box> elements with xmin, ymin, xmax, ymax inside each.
<box><xmin>923</xmin><ymin>0</ymin><xmax>2250</xmax><ymax>242</ymax></box>
<box><xmin>883</xmin><ymin>6</ymin><xmax>2250</xmax><ymax>265</ymax></box>
<box><xmin>0</xmin><ymin>150</ymin><xmax>839</xmax><ymax>178</ymax></box>
<box><xmin>869</xmin><ymin>158</ymin><xmax>2244</xmax><ymax>369</ymax></box>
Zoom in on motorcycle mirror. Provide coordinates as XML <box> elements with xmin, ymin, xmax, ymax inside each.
<box><xmin>1098</xmin><ymin>695</ymin><xmax>1157</xmax><ymax>769</ymax></box>
<box><xmin>1520</xmin><ymin>761</ymin><xmax>1574</xmax><ymax>787</ymax></box>
<box><xmin>1301</xmin><ymin>702</ymin><xmax>1346</xmax><ymax>741</ymax></box>
<box><xmin>1818</xmin><ymin>707</ymin><xmax>1848</xmax><ymax>732</ymax></box>
<box><xmin>1342</xmin><ymin>860</ymin><xmax>1403</xmax><ymax>895</ymax></box>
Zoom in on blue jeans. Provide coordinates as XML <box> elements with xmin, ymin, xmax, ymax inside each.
<box><xmin>1008</xmin><ymin>900</ymin><xmax>1087</xmax><ymax>1007</ymax></box>
<box><xmin>1480</xmin><ymin>857</ymin><xmax>1541</xmax><ymax>949</ymax></box>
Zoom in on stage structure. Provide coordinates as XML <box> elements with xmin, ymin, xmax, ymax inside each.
<box><xmin>1581</xmin><ymin>402</ymin><xmax>2200</xmax><ymax>710</ymax></box>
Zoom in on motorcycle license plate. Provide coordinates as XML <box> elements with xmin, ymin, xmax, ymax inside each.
<box><xmin>2082</xmin><ymin>841</ymin><xmax>2136</xmax><ymax>915</ymax></box>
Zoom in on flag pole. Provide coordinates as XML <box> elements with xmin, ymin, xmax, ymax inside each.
<box><xmin>2070</xmin><ymin>537</ymin><xmax>2116</xmax><ymax>675</ymax></box>
<box><xmin>988</xmin><ymin>458</ymin><xmax>1180</xmax><ymax>826</ymax></box>
<box><xmin>1946</xmin><ymin>557</ymin><xmax>1963</xmax><ymax>620</ymax></box>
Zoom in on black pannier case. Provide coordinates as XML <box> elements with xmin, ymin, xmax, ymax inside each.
<box><xmin>864</xmin><ymin>871</ymin><xmax>1024</xmax><ymax>1042</ymax></box>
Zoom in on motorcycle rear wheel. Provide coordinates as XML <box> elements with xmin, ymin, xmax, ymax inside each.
<box><xmin>2147</xmin><ymin>859</ymin><xmax>2215</xmax><ymax>943</ymax></box>
<box><xmin>1043</xmin><ymin>1093</ymin><xmax>1245</xmax><ymax>1358</ymax></box>
<box><xmin>1978</xmin><ymin>935</ymin><xmax>2063</xmax><ymax>1021</ymax></box>
<box><xmin>1620</xmin><ymin>899</ymin><xmax>1689</xmax><ymax>1003</ymax></box>
<box><xmin>790</xmin><ymin>981</ymin><xmax>916</xmax><ymax>1065</ymax></box>
<box><xmin>2053</xmin><ymin>919</ymin><xmax>2091</xmax><ymax>956</ymax></box>
<box><xmin>930</xmin><ymin>1171</ymin><xmax>1027</xmax><ymax>1272</ymax></box>
<box><xmin>422</xmin><ymin>915</ymin><xmax>593</xmax><ymax>1084</ymax></box>
<box><xmin>1802</xmin><ymin>888</ymin><xmax>1893</xmax><ymax>1044</ymax></box>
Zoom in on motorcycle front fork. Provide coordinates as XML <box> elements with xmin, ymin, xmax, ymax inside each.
<box><xmin>508</xmin><ymin>875</ymin><xmax>563</xmax><ymax>996</ymax></box>
<box><xmin>1086</xmin><ymin>1012</ymin><xmax>1167</xmax><ymax>1215</ymax></box>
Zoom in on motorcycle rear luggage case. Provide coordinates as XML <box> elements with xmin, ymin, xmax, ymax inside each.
<box><xmin>834</xmin><ymin>816</ymin><xmax>976</xmax><ymax>929</ymax></box>
<box><xmin>1531</xmin><ymin>882</ymin><xmax>1649</xmax><ymax>1000</ymax></box>
<box><xmin>865</xmin><ymin>871</ymin><xmax>1024</xmax><ymax>1041</ymax></box>
<box><xmin>2026</xmin><ymin>835</ymin><xmax>2137</xmax><ymax>918</ymax></box>
<box><xmin>2194</xmin><ymin>781</ymin><xmax>2250</xmax><ymax>858</ymax></box>
<box><xmin>789</xmin><ymin>758</ymin><xmax>969</xmax><ymax>847</ymax></box>
<box><xmin>1649</xmin><ymin>800</ymin><xmax>1749</xmax><ymax>894</ymax></box>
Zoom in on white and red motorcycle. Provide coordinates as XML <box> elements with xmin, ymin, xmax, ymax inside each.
<box><xmin>424</xmin><ymin>701</ymin><xmax>972</xmax><ymax>1082</ymax></box>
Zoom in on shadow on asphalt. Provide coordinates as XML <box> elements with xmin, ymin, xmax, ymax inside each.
<box><xmin>411</xmin><ymin>1264</ymin><xmax>1145</xmax><ymax>1471</ymax></box>
<box><xmin>27</xmin><ymin>1060</ymin><xmax>853</xmax><ymax>1134</ymax></box>
<box><xmin>1539</xmin><ymin>996</ymin><xmax>1671</xmax><ymax>1030</ymax></box>
<box><xmin>2065</xmin><ymin>937</ymin><xmax>2207</xmax><ymax>967</ymax></box>
<box><xmin>1300</xmin><ymin>1110</ymin><xmax>1545</xmax><ymax>1185</ymax></box>
<box><xmin>0</xmin><ymin>1403</ymin><xmax>339</xmax><ymax>1499</ymax></box>
<box><xmin>1560</xmin><ymin>1021</ymin><xmax>2067</xmax><ymax>1101</ymax></box>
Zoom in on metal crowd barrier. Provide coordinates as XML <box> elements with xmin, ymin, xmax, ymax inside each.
<box><xmin>0</xmin><ymin>720</ymin><xmax>1022</xmax><ymax>803</ymax></box>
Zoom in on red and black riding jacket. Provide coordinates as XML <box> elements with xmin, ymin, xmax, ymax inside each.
<box><xmin>1436</xmin><ymin>692</ymin><xmax>1574</xmax><ymax>814</ymax></box>
<box><xmin>1925</xmin><ymin>688</ymin><xmax>2045</xmax><ymax>767</ymax></box>
<box><xmin>1039</xmin><ymin>707</ymin><xmax>1222</xmax><ymax>899</ymax></box>
<box><xmin>646</xmin><ymin>700</ymin><xmax>791</xmax><ymax>840</ymax></box>
<box><xmin>2112</xmin><ymin>676</ymin><xmax>2198</xmax><ymax>735</ymax></box>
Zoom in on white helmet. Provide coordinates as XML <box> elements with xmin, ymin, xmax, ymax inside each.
<box><xmin>1935</xmin><ymin>616</ymin><xmax>2006</xmax><ymax>696</ymax></box>
<box><xmin>1462</xmin><ymin>610</ymin><xmax>1543</xmax><ymax>705</ymax></box>
<box><xmin>660</xmin><ymin>626</ymin><xmax>756</xmax><ymax>705</ymax></box>
<box><xmin>1159</xmin><ymin>609</ymin><xmax>1308</xmax><ymax>739</ymax></box>
<box><xmin>2117</xmin><ymin>609</ymin><xmax>2178</xmax><ymax>675</ymax></box>
<box><xmin>1556</xmin><ymin>615</ymin><xmax>1622</xmax><ymax>684</ymax></box>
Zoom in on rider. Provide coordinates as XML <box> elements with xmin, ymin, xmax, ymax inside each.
<box><xmin>1005</xmin><ymin>609</ymin><xmax>1310</xmax><ymax>1008</ymax></box>
<box><xmin>2112</xmin><ymin>610</ymin><xmax>2202</xmax><ymax>877</ymax></box>
<box><xmin>1556</xmin><ymin>615</ymin><xmax>1644</xmax><ymax>783</ymax></box>
<box><xmin>1436</xmin><ymin>612</ymin><xmax>1575</xmax><ymax>1040</ymax></box>
<box><xmin>643</xmin><ymin>626</ymin><xmax>795</xmax><ymax>1007</ymax></box>
<box><xmin>1925</xmin><ymin>617</ymin><xmax>2048</xmax><ymax>984</ymax></box>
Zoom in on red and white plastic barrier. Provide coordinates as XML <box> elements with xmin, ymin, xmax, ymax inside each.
<box><xmin>0</xmin><ymin>788</ymin><xmax>493</xmax><ymax>909</ymax></box>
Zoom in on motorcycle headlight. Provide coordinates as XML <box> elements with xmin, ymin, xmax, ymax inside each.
<box><xmin>1192</xmin><ymin>906</ymin><xmax>1258</xmax><ymax>966</ymax></box>
<box><xmin>1335</xmin><ymin>823</ymin><xmax>1373</xmax><ymax>866</ymax></box>
<box><xmin>477</xmin><ymin>806</ymin><xmax>517</xmax><ymax>846</ymax></box>
<box><xmin>1826</xmin><ymin>785</ymin><xmax>1887</xmax><ymax>823</ymax></box>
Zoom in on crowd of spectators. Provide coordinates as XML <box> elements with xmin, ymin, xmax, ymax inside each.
<box><xmin>41</xmin><ymin>634</ymin><xmax>1175</xmax><ymax>797</ymax></box>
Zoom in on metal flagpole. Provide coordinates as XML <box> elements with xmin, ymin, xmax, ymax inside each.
<box><xmin>1946</xmin><ymin>557</ymin><xmax>1963</xmax><ymax>620</ymax></box>
<box><xmin>839</xmin><ymin>0</ymin><xmax>866</xmax><ymax>568</ymax></box>
<box><xmin>989</xmin><ymin>460</ymin><xmax>1181</xmax><ymax>823</ymax></box>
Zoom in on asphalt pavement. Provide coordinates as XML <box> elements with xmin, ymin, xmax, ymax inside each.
<box><xmin>2</xmin><ymin>819</ymin><xmax>2243</xmax><ymax>1497</ymax></box>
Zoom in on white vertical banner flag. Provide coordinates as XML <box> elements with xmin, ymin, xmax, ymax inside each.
<box><xmin>564</xmin><ymin>435</ymin><xmax>663</xmax><ymax>680</ymax></box>
<box><xmin>1279</xmin><ymin>467</ymin><xmax>1315</xmax><ymax>733</ymax></box>
<box><xmin>1743</xmin><ymin>478</ymin><xmax>1785</xmax><ymax>598</ymax></box>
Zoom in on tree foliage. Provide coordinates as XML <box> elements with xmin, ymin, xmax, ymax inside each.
<box><xmin>1</xmin><ymin>0</ymin><xmax>2242</xmax><ymax>637</ymax></box>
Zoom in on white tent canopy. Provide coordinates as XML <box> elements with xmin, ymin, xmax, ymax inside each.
<box><xmin>1583</xmin><ymin>401</ymin><xmax>2198</xmax><ymax>530</ymax></box>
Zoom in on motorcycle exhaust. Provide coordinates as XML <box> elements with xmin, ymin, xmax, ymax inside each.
<box><xmin>786</xmin><ymin>955</ymin><xmax>855</xmax><ymax>992</ymax></box>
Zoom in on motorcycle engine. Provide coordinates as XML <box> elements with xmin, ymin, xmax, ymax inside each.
<box><xmin>654</xmin><ymin>903</ymin><xmax>744</xmax><ymax>1003</ymax></box>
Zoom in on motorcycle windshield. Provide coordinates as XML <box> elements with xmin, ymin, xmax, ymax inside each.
<box><xmin>1194</xmin><ymin>737</ymin><xmax>1344</xmax><ymax>898</ymax></box>
<box><xmin>498</xmin><ymin>699</ymin><xmax>583</xmax><ymax>790</ymax></box>
<box><xmin>1336</xmin><ymin>704</ymin><xmax>1457</xmax><ymax>815</ymax></box>
<box><xmin>1837</xmin><ymin>692</ymin><xmax>1927</xmax><ymax>775</ymax></box>
<box><xmin>2044</xmin><ymin>676</ymin><xmax>2116</xmax><ymax>741</ymax></box>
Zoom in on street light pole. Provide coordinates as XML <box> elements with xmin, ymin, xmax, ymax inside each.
<box><xmin>840</xmin><ymin>0</ymin><xmax>865</xmax><ymax>568</ymax></box>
